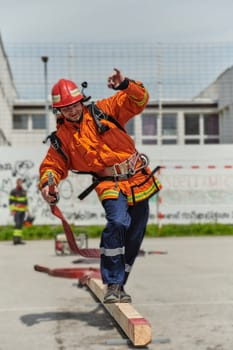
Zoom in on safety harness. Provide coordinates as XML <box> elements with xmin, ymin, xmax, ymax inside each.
<box><xmin>88</xmin><ymin>102</ymin><xmax>127</xmax><ymax>134</ymax></box>
<box><xmin>44</xmin><ymin>103</ymin><xmax>159</xmax><ymax>200</ymax></box>
<box><xmin>44</xmin><ymin>102</ymin><xmax>126</xmax><ymax>163</ymax></box>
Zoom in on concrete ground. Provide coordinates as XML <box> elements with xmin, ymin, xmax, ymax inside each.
<box><xmin>0</xmin><ymin>236</ymin><xmax>233</xmax><ymax>350</ymax></box>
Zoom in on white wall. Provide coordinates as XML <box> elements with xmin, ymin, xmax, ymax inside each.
<box><xmin>0</xmin><ymin>38</ymin><xmax>17</xmax><ymax>144</ymax></box>
<box><xmin>148</xmin><ymin>144</ymin><xmax>233</xmax><ymax>224</ymax></box>
<box><xmin>1</xmin><ymin>145</ymin><xmax>233</xmax><ymax>226</ymax></box>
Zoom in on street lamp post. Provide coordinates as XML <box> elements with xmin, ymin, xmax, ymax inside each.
<box><xmin>41</xmin><ymin>56</ymin><xmax>49</xmax><ymax>138</ymax></box>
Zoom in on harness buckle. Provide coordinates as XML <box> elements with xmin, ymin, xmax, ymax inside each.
<box><xmin>106</xmin><ymin>152</ymin><xmax>149</xmax><ymax>178</ymax></box>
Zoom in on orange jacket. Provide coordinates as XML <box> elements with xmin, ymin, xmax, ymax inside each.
<box><xmin>39</xmin><ymin>80</ymin><xmax>161</xmax><ymax>205</ymax></box>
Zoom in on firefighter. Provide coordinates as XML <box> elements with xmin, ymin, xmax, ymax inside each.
<box><xmin>39</xmin><ymin>68</ymin><xmax>161</xmax><ymax>303</ymax></box>
<box><xmin>9</xmin><ymin>178</ymin><xmax>28</xmax><ymax>245</ymax></box>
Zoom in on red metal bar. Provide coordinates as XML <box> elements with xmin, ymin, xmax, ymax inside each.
<box><xmin>34</xmin><ymin>264</ymin><xmax>101</xmax><ymax>280</ymax></box>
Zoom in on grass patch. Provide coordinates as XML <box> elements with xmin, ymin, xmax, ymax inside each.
<box><xmin>1</xmin><ymin>223</ymin><xmax>233</xmax><ymax>241</ymax></box>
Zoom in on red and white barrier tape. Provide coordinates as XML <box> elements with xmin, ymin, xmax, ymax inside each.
<box><xmin>160</xmin><ymin>165</ymin><xmax>233</xmax><ymax>169</ymax></box>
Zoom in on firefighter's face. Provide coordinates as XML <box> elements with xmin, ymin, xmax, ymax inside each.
<box><xmin>60</xmin><ymin>102</ymin><xmax>83</xmax><ymax>122</ymax></box>
<box><xmin>16</xmin><ymin>179</ymin><xmax>23</xmax><ymax>188</ymax></box>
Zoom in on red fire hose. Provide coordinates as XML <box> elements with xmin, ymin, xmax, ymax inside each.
<box><xmin>50</xmin><ymin>204</ymin><xmax>101</xmax><ymax>258</ymax></box>
<box><xmin>47</xmin><ymin>171</ymin><xmax>100</xmax><ymax>258</ymax></box>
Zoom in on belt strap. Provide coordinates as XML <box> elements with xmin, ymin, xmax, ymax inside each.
<box><xmin>78</xmin><ymin>165</ymin><xmax>161</xmax><ymax>200</ymax></box>
<box><xmin>78</xmin><ymin>174</ymin><xmax>131</xmax><ymax>200</ymax></box>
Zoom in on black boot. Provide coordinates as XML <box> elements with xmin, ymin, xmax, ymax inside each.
<box><xmin>103</xmin><ymin>284</ymin><xmax>121</xmax><ymax>303</ymax></box>
<box><xmin>120</xmin><ymin>286</ymin><xmax>132</xmax><ymax>303</ymax></box>
<box><xmin>13</xmin><ymin>236</ymin><xmax>25</xmax><ymax>245</ymax></box>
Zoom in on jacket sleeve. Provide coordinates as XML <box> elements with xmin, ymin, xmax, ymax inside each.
<box><xmin>96</xmin><ymin>79</ymin><xmax>149</xmax><ymax>127</ymax></box>
<box><xmin>9</xmin><ymin>189</ymin><xmax>15</xmax><ymax>208</ymax></box>
<box><xmin>39</xmin><ymin>146</ymin><xmax>69</xmax><ymax>190</ymax></box>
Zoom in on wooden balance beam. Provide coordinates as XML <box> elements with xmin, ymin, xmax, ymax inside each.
<box><xmin>86</xmin><ymin>277</ymin><xmax>152</xmax><ymax>346</ymax></box>
<box><xmin>34</xmin><ymin>265</ymin><xmax>152</xmax><ymax>346</ymax></box>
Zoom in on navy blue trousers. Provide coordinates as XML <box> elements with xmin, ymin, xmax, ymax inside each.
<box><xmin>14</xmin><ymin>211</ymin><xmax>25</xmax><ymax>229</ymax></box>
<box><xmin>100</xmin><ymin>191</ymin><xmax>149</xmax><ymax>285</ymax></box>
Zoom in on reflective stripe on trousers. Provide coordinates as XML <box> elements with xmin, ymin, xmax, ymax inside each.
<box><xmin>13</xmin><ymin>229</ymin><xmax>22</xmax><ymax>237</ymax></box>
<box><xmin>100</xmin><ymin>191</ymin><xmax>149</xmax><ymax>285</ymax></box>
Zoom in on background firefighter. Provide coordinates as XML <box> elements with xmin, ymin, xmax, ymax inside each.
<box><xmin>9</xmin><ymin>178</ymin><xmax>28</xmax><ymax>245</ymax></box>
<box><xmin>39</xmin><ymin>68</ymin><xmax>161</xmax><ymax>303</ymax></box>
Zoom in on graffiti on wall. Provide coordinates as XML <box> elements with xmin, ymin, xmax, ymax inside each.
<box><xmin>159</xmin><ymin>169</ymin><xmax>233</xmax><ymax>224</ymax></box>
<box><xmin>0</xmin><ymin>157</ymin><xmax>105</xmax><ymax>225</ymax></box>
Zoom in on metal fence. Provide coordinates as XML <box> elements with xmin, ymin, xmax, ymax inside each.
<box><xmin>4</xmin><ymin>41</ymin><xmax>233</xmax><ymax>100</ymax></box>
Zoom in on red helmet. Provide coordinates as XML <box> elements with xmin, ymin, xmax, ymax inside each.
<box><xmin>51</xmin><ymin>79</ymin><xmax>84</xmax><ymax>108</ymax></box>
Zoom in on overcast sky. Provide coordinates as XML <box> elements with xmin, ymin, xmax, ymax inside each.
<box><xmin>0</xmin><ymin>0</ymin><xmax>233</xmax><ymax>44</ymax></box>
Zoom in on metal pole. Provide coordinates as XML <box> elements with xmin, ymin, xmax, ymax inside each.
<box><xmin>157</xmin><ymin>43</ymin><xmax>163</xmax><ymax>146</ymax></box>
<box><xmin>156</xmin><ymin>44</ymin><xmax>163</xmax><ymax>231</ymax></box>
<box><xmin>41</xmin><ymin>56</ymin><xmax>49</xmax><ymax>138</ymax></box>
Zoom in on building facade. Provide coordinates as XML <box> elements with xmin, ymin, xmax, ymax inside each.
<box><xmin>1</xmin><ymin>35</ymin><xmax>231</xmax><ymax>147</ymax></box>
<box><xmin>0</xmin><ymin>35</ymin><xmax>17</xmax><ymax>145</ymax></box>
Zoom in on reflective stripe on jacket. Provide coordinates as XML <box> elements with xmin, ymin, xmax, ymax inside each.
<box><xmin>9</xmin><ymin>189</ymin><xmax>28</xmax><ymax>212</ymax></box>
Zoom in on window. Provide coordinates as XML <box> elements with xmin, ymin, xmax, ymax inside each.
<box><xmin>13</xmin><ymin>114</ymin><xmax>46</xmax><ymax>130</ymax></box>
<box><xmin>142</xmin><ymin>114</ymin><xmax>157</xmax><ymax>144</ymax></box>
<box><xmin>185</xmin><ymin>139</ymin><xmax>200</xmax><ymax>144</ymax></box>
<box><xmin>162</xmin><ymin>139</ymin><xmax>177</xmax><ymax>144</ymax></box>
<box><xmin>184</xmin><ymin>113</ymin><xmax>219</xmax><ymax>145</ymax></box>
<box><xmin>204</xmin><ymin>114</ymin><xmax>219</xmax><ymax>135</ymax></box>
<box><xmin>139</xmin><ymin>110</ymin><xmax>219</xmax><ymax>146</ymax></box>
<box><xmin>204</xmin><ymin>139</ymin><xmax>219</xmax><ymax>144</ymax></box>
<box><xmin>13</xmin><ymin>115</ymin><xmax>28</xmax><ymax>129</ymax></box>
<box><xmin>143</xmin><ymin>139</ymin><xmax>158</xmax><ymax>145</ymax></box>
<box><xmin>142</xmin><ymin>114</ymin><xmax>157</xmax><ymax>135</ymax></box>
<box><xmin>162</xmin><ymin>114</ymin><xmax>177</xmax><ymax>136</ymax></box>
<box><xmin>185</xmin><ymin>114</ymin><xmax>199</xmax><ymax>135</ymax></box>
<box><xmin>126</xmin><ymin>118</ymin><xmax>134</xmax><ymax>136</ymax></box>
<box><xmin>32</xmin><ymin>114</ymin><xmax>46</xmax><ymax>129</ymax></box>
<box><xmin>204</xmin><ymin>114</ymin><xmax>219</xmax><ymax>144</ymax></box>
